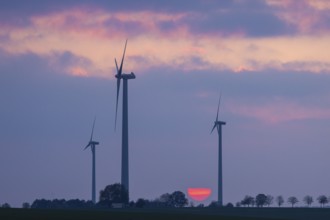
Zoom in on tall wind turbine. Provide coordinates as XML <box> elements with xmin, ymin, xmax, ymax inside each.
<box><xmin>211</xmin><ymin>94</ymin><xmax>226</xmax><ymax>206</ymax></box>
<box><xmin>84</xmin><ymin>118</ymin><xmax>99</xmax><ymax>204</ymax></box>
<box><xmin>114</xmin><ymin>40</ymin><xmax>136</xmax><ymax>204</ymax></box>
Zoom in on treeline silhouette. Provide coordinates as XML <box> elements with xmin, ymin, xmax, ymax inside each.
<box><xmin>0</xmin><ymin>183</ymin><xmax>189</xmax><ymax>209</ymax></box>
<box><xmin>2</xmin><ymin>186</ymin><xmax>330</xmax><ymax>209</ymax></box>
<box><xmin>237</xmin><ymin>194</ymin><xmax>330</xmax><ymax>208</ymax></box>
<box><xmin>31</xmin><ymin>199</ymin><xmax>94</xmax><ymax>209</ymax></box>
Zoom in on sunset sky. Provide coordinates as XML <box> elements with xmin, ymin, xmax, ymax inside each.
<box><xmin>1</xmin><ymin>0</ymin><xmax>330</xmax><ymax>207</ymax></box>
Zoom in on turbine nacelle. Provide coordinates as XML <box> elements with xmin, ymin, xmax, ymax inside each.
<box><xmin>214</xmin><ymin>121</ymin><xmax>226</xmax><ymax>125</ymax></box>
<box><xmin>90</xmin><ymin>141</ymin><xmax>100</xmax><ymax>145</ymax></box>
<box><xmin>116</xmin><ymin>72</ymin><xmax>136</xmax><ymax>80</ymax></box>
<box><xmin>84</xmin><ymin>141</ymin><xmax>100</xmax><ymax>150</ymax></box>
<box><xmin>123</xmin><ymin>72</ymin><xmax>136</xmax><ymax>79</ymax></box>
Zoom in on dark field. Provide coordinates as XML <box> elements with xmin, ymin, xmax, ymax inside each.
<box><xmin>1</xmin><ymin>207</ymin><xmax>330</xmax><ymax>220</ymax></box>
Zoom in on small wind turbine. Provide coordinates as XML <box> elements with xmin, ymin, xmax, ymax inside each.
<box><xmin>114</xmin><ymin>40</ymin><xmax>136</xmax><ymax>204</ymax></box>
<box><xmin>211</xmin><ymin>94</ymin><xmax>226</xmax><ymax>206</ymax></box>
<box><xmin>84</xmin><ymin>117</ymin><xmax>99</xmax><ymax>204</ymax></box>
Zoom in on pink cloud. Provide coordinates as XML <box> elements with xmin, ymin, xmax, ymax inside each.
<box><xmin>29</xmin><ymin>8</ymin><xmax>189</xmax><ymax>40</ymax></box>
<box><xmin>1</xmin><ymin>6</ymin><xmax>330</xmax><ymax>78</ymax></box>
<box><xmin>67</xmin><ymin>66</ymin><xmax>88</xmax><ymax>77</ymax></box>
<box><xmin>233</xmin><ymin>65</ymin><xmax>255</xmax><ymax>73</ymax></box>
<box><xmin>228</xmin><ymin>100</ymin><xmax>330</xmax><ymax>124</ymax></box>
<box><xmin>266</xmin><ymin>0</ymin><xmax>330</xmax><ymax>33</ymax></box>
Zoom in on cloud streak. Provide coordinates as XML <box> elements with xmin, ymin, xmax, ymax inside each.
<box><xmin>228</xmin><ymin>99</ymin><xmax>330</xmax><ymax>123</ymax></box>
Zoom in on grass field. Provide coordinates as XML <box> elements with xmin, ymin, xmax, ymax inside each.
<box><xmin>1</xmin><ymin>207</ymin><xmax>330</xmax><ymax>220</ymax></box>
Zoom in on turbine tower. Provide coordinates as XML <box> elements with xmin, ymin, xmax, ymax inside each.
<box><xmin>211</xmin><ymin>95</ymin><xmax>226</xmax><ymax>206</ymax></box>
<box><xmin>114</xmin><ymin>40</ymin><xmax>136</xmax><ymax>204</ymax></box>
<box><xmin>84</xmin><ymin>118</ymin><xmax>99</xmax><ymax>204</ymax></box>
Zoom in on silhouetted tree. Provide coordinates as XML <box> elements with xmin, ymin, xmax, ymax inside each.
<box><xmin>265</xmin><ymin>195</ymin><xmax>274</xmax><ymax>207</ymax></box>
<box><xmin>255</xmin><ymin>194</ymin><xmax>267</xmax><ymax>207</ymax></box>
<box><xmin>97</xmin><ymin>199</ymin><xmax>112</xmax><ymax>208</ymax></box>
<box><xmin>241</xmin><ymin>195</ymin><xmax>254</xmax><ymax>207</ymax></box>
<box><xmin>152</xmin><ymin>191</ymin><xmax>188</xmax><ymax>208</ymax></box>
<box><xmin>1</xmin><ymin>203</ymin><xmax>11</xmax><ymax>208</ymax></box>
<box><xmin>170</xmin><ymin>191</ymin><xmax>188</xmax><ymax>207</ymax></box>
<box><xmin>317</xmin><ymin>195</ymin><xmax>328</xmax><ymax>207</ymax></box>
<box><xmin>31</xmin><ymin>199</ymin><xmax>51</xmax><ymax>209</ymax></box>
<box><xmin>22</xmin><ymin>202</ymin><xmax>30</xmax><ymax>209</ymax></box>
<box><xmin>155</xmin><ymin>193</ymin><xmax>172</xmax><ymax>207</ymax></box>
<box><xmin>31</xmin><ymin>198</ymin><xmax>93</xmax><ymax>209</ymax></box>
<box><xmin>51</xmin><ymin>199</ymin><xmax>66</xmax><ymax>208</ymax></box>
<box><xmin>129</xmin><ymin>201</ymin><xmax>135</xmax><ymax>207</ymax></box>
<box><xmin>135</xmin><ymin>198</ymin><xmax>148</xmax><ymax>208</ymax></box>
<box><xmin>99</xmin><ymin>183</ymin><xmax>128</xmax><ymax>204</ymax></box>
<box><xmin>208</xmin><ymin>201</ymin><xmax>219</xmax><ymax>208</ymax></box>
<box><xmin>276</xmin><ymin>196</ymin><xmax>284</xmax><ymax>207</ymax></box>
<box><xmin>303</xmin><ymin>195</ymin><xmax>313</xmax><ymax>207</ymax></box>
<box><xmin>66</xmin><ymin>199</ymin><xmax>94</xmax><ymax>209</ymax></box>
<box><xmin>287</xmin><ymin>196</ymin><xmax>298</xmax><ymax>207</ymax></box>
<box><xmin>226</xmin><ymin>203</ymin><xmax>234</xmax><ymax>208</ymax></box>
<box><xmin>251</xmin><ymin>197</ymin><xmax>256</xmax><ymax>207</ymax></box>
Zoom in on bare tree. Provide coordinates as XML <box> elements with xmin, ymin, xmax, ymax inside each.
<box><xmin>303</xmin><ymin>195</ymin><xmax>313</xmax><ymax>207</ymax></box>
<box><xmin>276</xmin><ymin>196</ymin><xmax>284</xmax><ymax>207</ymax></box>
<box><xmin>287</xmin><ymin>196</ymin><xmax>298</xmax><ymax>207</ymax></box>
<box><xmin>265</xmin><ymin>195</ymin><xmax>274</xmax><ymax>207</ymax></box>
<box><xmin>317</xmin><ymin>195</ymin><xmax>328</xmax><ymax>208</ymax></box>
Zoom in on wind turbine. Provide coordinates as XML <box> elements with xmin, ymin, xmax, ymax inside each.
<box><xmin>114</xmin><ymin>40</ymin><xmax>136</xmax><ymax>204</ymax></box>
<box><xmin>84</xmin><ymin>118</ymin><xmax>99</xmax><ymax>204</ymax></box>
<box><xmin>211</xmin><ymin>94</ymin><xmax>226</xmax><ymax>206</ymax></box>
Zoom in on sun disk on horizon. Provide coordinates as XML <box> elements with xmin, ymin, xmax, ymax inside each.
<box><xmin>187</xmin><ymin>188</ymin><xmax>212</xmax><ymax>201</ymax></box>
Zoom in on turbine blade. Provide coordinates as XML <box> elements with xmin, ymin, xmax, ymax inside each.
<box><xmin>211</xmin><ymin>124</ymin><xmax>217</xmax><ymax>134</ymax></box>
<box><xmin>90</xmin><ymin>117</ymin><xmax>96</xmax><ymax>141</ymax></box>
<box><xmin>84</xmin><ymin>143</ymin><xmax>91</xmax><ymax>150</ymax></box>
<box><xmin>216</xmin><ymin>93</ymin><xmax>221</xmax><ymax>122</ymax></box>
<box><xmin>119</xmin><ymin>39</ymin><xmax>127</xmax><ymax>75</ymax></box>
<box><xmin>115</xmin><ymin>58</ymin><xmax>119</xmax><ymax>72</ymax></box>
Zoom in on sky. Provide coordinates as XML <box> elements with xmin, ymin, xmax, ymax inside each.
<box><xmin>1</xmin><ymin>0</ymin><xmax>330</xmax><ymax>207</ymax></box>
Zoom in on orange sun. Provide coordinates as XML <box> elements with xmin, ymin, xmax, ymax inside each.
<box><xmin>187</xmin><ymin>188</ymin><xmax>212</xmax><ymax>201</ymax></box>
